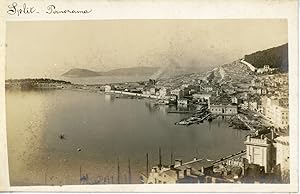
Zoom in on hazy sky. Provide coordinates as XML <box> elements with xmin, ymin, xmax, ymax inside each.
<box><xmin>6</xmin><ymin>19</ymin><xmax>287</xmax><ymax>79</ymax></box>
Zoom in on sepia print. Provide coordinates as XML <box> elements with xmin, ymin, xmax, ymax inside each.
<box><xmin>5</xmin><ymin>19</ymin><xmax>290</xmax><ymax>187</ymax></box>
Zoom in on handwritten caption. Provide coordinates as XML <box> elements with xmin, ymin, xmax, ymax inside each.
<box><xmin>7</xmin><ymin>2</ymin><xmax>92</xmax><ymax>16</ymax></box>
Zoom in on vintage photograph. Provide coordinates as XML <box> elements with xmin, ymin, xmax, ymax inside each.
<box><xmin>5</xmin><ymin>19</ymin><xmax>289</xmax><ymax>186</ymax></box>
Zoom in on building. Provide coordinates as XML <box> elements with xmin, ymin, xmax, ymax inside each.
<box><xmin>231</xmin><ymin>96</ymin><xmax>238</xmax><ymax>104</ymax></box>
<box><xmin>178</xmin><ymin>98</ymin><xmax>189</xmax><ymax>106</ymax></box>
<box><xmin>261</xmin><ymin>96</ymin><xmax>289</xmax><ymax>129</ymax></box>
<box><xmin>209</xmin><ymin>104</ymin><xmax>238</xmax><ymax>115</ymax></box>
<box><xmin>159</xmin><ymin>87</ymin><xmax>170</xmax><ymax>98</ymax></box>
<box><xmin>201</xmin><ymin>85</ymin><xmax>213</xmax><ymax>92</ymax></box>
<box><xmin>192</xmin><ymin>93</ymin><xmax>211</xmax><ymax>103</ymax></box>
<box><xmin>171</xmin><ymin>89</ymin><xmax>184</xmax><ymax>99</ymax></box>
<box><xmin>150</xmin><ymin>87</ymin><xmax>157</xmax><ymax>95</ymax></box>
<box><xmin>240</xmin><ymin>100</ymin><xmax>249</xmax><ymax>110</ymax></box>
<box><xmin>244</xmin><ymin>131</ymin><xmax>278</xmax><ymax>173</ymax></box>
<box><xmin>209</xmin><ymin>95</ymin><xmax>238</xmax><ymax>115</ymax></box>
<box><xmin>249</xmin><ymin>101</ymin><xmax>258</xmax><ymax>111</ymax></box>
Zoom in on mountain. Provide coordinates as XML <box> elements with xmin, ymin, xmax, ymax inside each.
<box><xmin>62</xmin><ymin>66</ymin><xmax>159</xmax><ymax>78</ymax></box>
<box><xmin>62</xmin><ymin>68</ymin><xmax>101</xmax><ymax>77</ymax></box>
<box><xmin>244</xmin><ymin>43</ymin><xmax>288</xmax><ymax>72</ymax></box>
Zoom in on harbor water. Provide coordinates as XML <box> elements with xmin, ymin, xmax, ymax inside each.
<box><xmin>6</xmin><ymin>89</ymin><xmax>249</xmax><ymax>185</ymax></box>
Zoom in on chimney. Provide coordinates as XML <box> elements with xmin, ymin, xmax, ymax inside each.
<box><xmin>174</xmin><ymin>159</ymin><xmax>182</xmax><ymax>167</ymax></box>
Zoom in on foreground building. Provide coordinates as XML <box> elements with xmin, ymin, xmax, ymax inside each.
<box><xmin>144</xmin><ymin>158</ymin><xmax>214</xmax><ymax>184</ymax></box>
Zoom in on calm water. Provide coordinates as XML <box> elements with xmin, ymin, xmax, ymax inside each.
<box><xmin>6</xmin><ymin>89</ymin><xmax>248</xmax><ymax>186</ymax></box>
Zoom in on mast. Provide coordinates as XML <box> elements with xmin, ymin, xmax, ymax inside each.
<box><xmin>79</xmin><ymin>165</ymin><xmax>82</xmax><ymax>183</ymax></box>
<box><xmin>159</xmin><ymin>147</ymin><xmax>162</xmax><ymax>169</ymax></box>
<box><xmin>117</xmin><ymin>157</ymin><xmax>120</xmax><ymax>184</ymax></box>
<box><xmin>146</xmin><ymin>152</ymin><xmax>149</xmax><ymax>176</ymax></box>
<box><xmin>128</xmin><ymin>158</ymin><xmax>132</xmax><ymax>184</ymax></box>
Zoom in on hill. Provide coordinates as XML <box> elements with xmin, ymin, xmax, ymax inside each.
<box><xmin>244</xmin><ymin>43</ymin><xmax>288</xmax><ymax>72</ymax></box>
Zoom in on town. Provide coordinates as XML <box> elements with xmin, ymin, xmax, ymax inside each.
<box><xmin>103</xmin><ymin>59</ymin><xmax>289</xmax><ymax>184</ymax></box>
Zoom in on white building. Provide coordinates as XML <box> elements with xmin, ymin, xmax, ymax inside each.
<box><xmin>244</xmin><ymin>135</ymin><xmax>272</xmax><ymax>173</ymax></box>
<box><xmin>261</xmin><ymin>96</ymin><xmax>289</xmax><ymax>129</ymax></box>
<box><xmin>159</xmin><ymin>87</ymin><xmax>170</xmax><ymax>98</ymax></box>
<box><xmin>104</xmin><ymin>85</ymin><xmax>111</xmax><ymax>92</ymax></box>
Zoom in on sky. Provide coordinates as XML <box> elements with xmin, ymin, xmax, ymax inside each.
<box><xmin>6</xmin><ymin>19</ymin><xmax>288</xmax><ymax>79</ymax></box>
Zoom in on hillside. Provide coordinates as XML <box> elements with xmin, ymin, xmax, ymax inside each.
<box><xmin>205</xmin><ymin>60</ymin><xmax>255</xmax><ymax>84</ymax></box>
<box><xmin>244</xmin><ymin>43</ymin><xmax>288</xmax><ymax>72</ymax></box>
<box><xmin>104</xmin><ymin>66</ymin><xmax>159</xmax><ymax>76</ymax></box>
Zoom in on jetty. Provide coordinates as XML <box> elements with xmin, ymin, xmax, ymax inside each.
<box><xmin>175</xmin><ymin>112</ymin><xmax>211</xmax><ymax>126</ymax></box>
<box><xmin>167</xmin><ymin>110</ymin><xmax>196</xmax><ymax>114</ymax></box>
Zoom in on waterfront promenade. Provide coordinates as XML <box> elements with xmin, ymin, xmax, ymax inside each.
<box><xmin>106</xmin><ymin>90</ymin><xmax>162</xmax><ymax>99</ymax></box>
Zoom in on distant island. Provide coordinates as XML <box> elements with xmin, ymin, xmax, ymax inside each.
<box><xmin>62</xmin><ymin>66</ymin><xmax>159</xmax><ymax>78</ymax></box>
